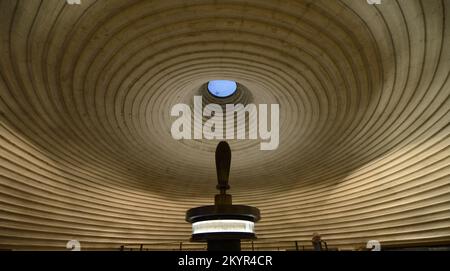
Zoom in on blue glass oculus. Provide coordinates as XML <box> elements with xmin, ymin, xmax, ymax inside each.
<box><xmin>207</xmin><ymin>80</ymin><xmax>237</xmax><ymax>98</ymax></box>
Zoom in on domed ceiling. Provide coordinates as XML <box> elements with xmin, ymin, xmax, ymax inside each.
<box><xmin>0</xmin><ymin>0</ymin><xmax>449</xmax><ymax>250</ymax></box>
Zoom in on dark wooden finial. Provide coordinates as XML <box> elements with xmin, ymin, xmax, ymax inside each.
<box><xmin>215</xmin><ymin>141</ymin><xmax>231</xmax><ymax>195</ymax></box>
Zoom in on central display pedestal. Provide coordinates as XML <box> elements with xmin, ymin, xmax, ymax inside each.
<box><xmin>185</xmin><ymin>142</ymin><xmax>261</xmax><ymax>251</ymax></box>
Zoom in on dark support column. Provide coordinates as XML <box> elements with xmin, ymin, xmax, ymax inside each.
<box><xmin>207</xmin><ymin>239</ymin><xmax>241</xmax><ymax>251</ymax></box>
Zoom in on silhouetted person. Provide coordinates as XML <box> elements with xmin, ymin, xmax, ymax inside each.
<box><xmin>312</xmin><ymin>232</ymin><xmax>327</xmax><ymax>251</ymax></box>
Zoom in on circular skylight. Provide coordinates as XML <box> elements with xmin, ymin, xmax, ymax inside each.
<box><xmin>207</xmin><ymin>80</ymin><xmax>237</xmax><ymax>98</ymax></box>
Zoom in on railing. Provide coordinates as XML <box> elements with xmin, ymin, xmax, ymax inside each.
<box><xmin>119</xmin><ymin>241</ymin><xmax>206</xmax><ymax>251</ymax></box>
<box><xmin>118</xmin><ymin>240</ymin><xmax>330</xmax><ymax>251</ymax></box>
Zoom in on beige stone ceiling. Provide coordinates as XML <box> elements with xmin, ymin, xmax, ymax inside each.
<box><xmin>0</xmin><ymin>0</ymin><xmax>449</xmax><ymax>250</ymax></box>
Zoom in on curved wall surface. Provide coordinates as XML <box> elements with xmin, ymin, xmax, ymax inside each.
<box><xmin>0</xmin><ymin>0</ymin><xmax>449</xmax><ymax>250</ymax></box>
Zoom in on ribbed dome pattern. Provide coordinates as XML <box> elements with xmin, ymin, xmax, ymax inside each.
<box><xmin>0</xmin><ymin>0</ymin><xmax>449</xmax><ymax>250</ymax></box>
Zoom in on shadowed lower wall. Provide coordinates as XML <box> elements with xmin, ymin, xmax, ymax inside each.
<box><xmin>0</xmin><ymin>0</ymin><xmax>449</xmax><ymax>250</ymax></box>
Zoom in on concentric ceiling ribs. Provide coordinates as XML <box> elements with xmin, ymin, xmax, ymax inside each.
<box><xmin>0</xmin><ymin>0</ymin><xmax>449</xmax><ymax>250</ymax></box>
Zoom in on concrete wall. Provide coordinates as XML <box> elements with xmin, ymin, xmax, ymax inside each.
<box><xmin>0</xmin><ymin>0</ymin><xmax>449</xmax><ymax>250</ymax></box>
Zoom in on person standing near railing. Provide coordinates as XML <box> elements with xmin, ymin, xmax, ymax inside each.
<box><xmin>312</xmin><ymin>232</ymin><xmax>327</xmax><ymax>251</ymax></box>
